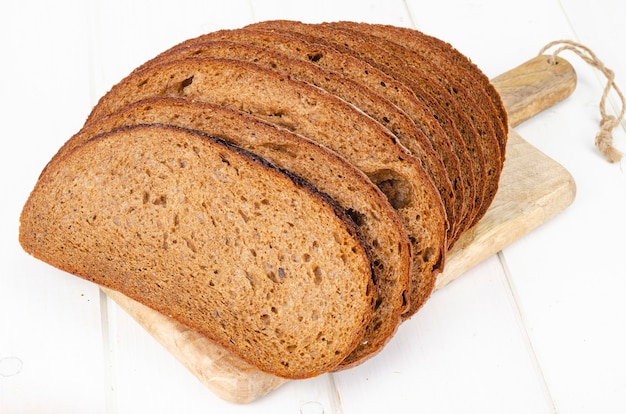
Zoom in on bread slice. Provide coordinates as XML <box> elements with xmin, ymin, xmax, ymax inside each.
<box><xmin>147</xmin><ymin>26</ymin><xmax>469</xmax><ymax>252</ymax></box>
<box><xmin>53</xmin><ymin>96</ymin><xmax>413</xmax><ymax>368</ymax></box>
<box><xmin>19</xmin><ymin>124</ymin><xmax>376</xmax><ymax>379</ymax></box>
<box><xmin>134</xmin><ymin>39</ymin><xmax>457</xmax><ymax>242</ymax></box>
<box><xmin>84</xmin><ymin>56</ymin><xmax>448</xmax><ymax>318</ymax></box>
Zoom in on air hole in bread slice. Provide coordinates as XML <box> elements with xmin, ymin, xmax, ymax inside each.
<box><xmin>178</xmin><ymin>75</ymin><xmax>194</xmax><ymax>93</ymax></box>
<box><xmin>313</xmin><ymin>266</ymin><xmax>322</xmax><ymax>285</ymax></box>
<box><xmin>368</xmin><ymin>169</ymin><xmax>413</xmax><ymax>210</ymax></box>
<box><xmin>345</xmin><ymin>208</ymin><xmax>366</xmax><ymax>227</ymax></box>
<box><xmin>307</xmin><ymin>52</ymin><xmax>323</xmax><ymax>62</ymax></box>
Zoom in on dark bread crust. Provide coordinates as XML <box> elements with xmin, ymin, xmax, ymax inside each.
<box><xmin>20</xmin><ymin>124</ymin><xmax>376</xmax><ymax>379</ymax></box>
<box><xmin>367</xmin><ymin>23</ymin><xmax>509</xmax><ymax>154</ymax></box>
<box><xmin>323</xmin><ymin>22</ymin><xmax>502</xmax><ymax>234</ymax></box>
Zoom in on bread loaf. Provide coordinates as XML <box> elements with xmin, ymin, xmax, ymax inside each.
<box><xmin>19</xmin><ymin>20</ymin><xmax>508</xmax><ymax>380</ymax></box>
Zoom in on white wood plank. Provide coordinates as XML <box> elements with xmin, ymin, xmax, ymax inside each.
<box><xmin>1</xmin><ymin>1</ymin><xmax>106</xmax><ymax>413</ymax></box>
<box><xmin>501</xmin><ymin>0</ymin><xmax>626</xmax><ymax>411</ymax></box>
<box><xmin>407</xmin><ymin>2</ymin><xmax>625</xmax><ymax>413</ymax></box>
<box><xmin>558</xmin><ymin>0</ymin><xmax>626</xmax><ymax>157</ymax></box>
<box><xmin>0</xmin><ymin>266</ymin><xmax>105</xmax><ymax>414</ymax></box>
<box><xmin>502</xmin><ymin>141</ymin><xmax>626</xmax><ymax>414</ymax></box>
<box><xmin>0</xmin><ymin>1</ymin><xmax>95</xmax><ymax>172</ymax></box>
<box><xmin>87</xmin><ymin>0</ymin><xmax>256</xmax><ymax>104</ymax></box>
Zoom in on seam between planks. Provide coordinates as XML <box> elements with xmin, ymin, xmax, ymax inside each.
<box><xmin>87</xmin><ymin>2</ymin><xmax>117</xmax><ymax>411</ymax></box>
<box><xmin>99</xmin><ymin>288</ymin><xmax>118</xmax><ymax>414</ymax></box>
<box><xmin>327</xmin><ymin>373</ymin><xmax>345</xmax><ymax>414</ymax></box>
<box><xmin>497</xmin><ymin>251</ymin><xmax>559</xmax><ymax>413</ymax></box>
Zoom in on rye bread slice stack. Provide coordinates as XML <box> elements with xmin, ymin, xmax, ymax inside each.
<box><xmin>19</xmin><ymin>21</ymin><xmax>507</xmax><ymax>379</ymax></box>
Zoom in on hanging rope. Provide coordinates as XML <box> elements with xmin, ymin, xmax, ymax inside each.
<box><xmin>539</xmin><ymin>40</ymin><xmax>625</xmax><ymax>163</ymax></box>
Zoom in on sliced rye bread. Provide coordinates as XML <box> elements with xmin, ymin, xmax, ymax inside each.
<box><xmin>329</xmin><ymin>21</ymin><xmax>507</xmax><ymax>226</ymax></box>
<box><xmin>241</xmin><ymin>23</ymin><xmax>481</xmax><ymax>246</ymax></box>
<box><xmin>84</xmin><ymin>56</ymin><xmax>447</xmax><ymax>319</ymax></box>
<box><xmin>53</xmin><ymin>96</ymin><xmax>412</xmax><ymax>369</ymax></box>
<box><xmin>130</xmin><ymin>39</ymin><xmax>458</xmax><ymax>245</ymax></box>
<box><xmin>153</xmin><ymin>27</ymin><xmax>471</xmax><ymax>250</ymax></box>
<box><xmin>19</xmin><ymin>124</ymin><xmax>377</xmax><ymax>379</ymax></box>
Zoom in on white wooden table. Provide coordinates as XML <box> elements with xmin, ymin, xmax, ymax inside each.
<box><xmin>2</xmin><ymin>1</ymin><xmax>625</xmax><ymax>413</ymax></box>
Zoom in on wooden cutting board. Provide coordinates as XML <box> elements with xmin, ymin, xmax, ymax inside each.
<box><xmin>104</xmin><ymin>54</ymin><xmax>578</xmax><ymax>404</ymax></box>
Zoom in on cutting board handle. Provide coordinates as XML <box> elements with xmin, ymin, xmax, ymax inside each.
<box><xmin>491</xmin><ymin>54</ymin><xmax>577</xmax><ymax>128</ymax></box>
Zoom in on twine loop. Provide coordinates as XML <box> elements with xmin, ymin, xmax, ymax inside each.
<box><xmin>539</xmin><ymin>40</ymin><xmax>625</xmax><ymax>163</ymax></box>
